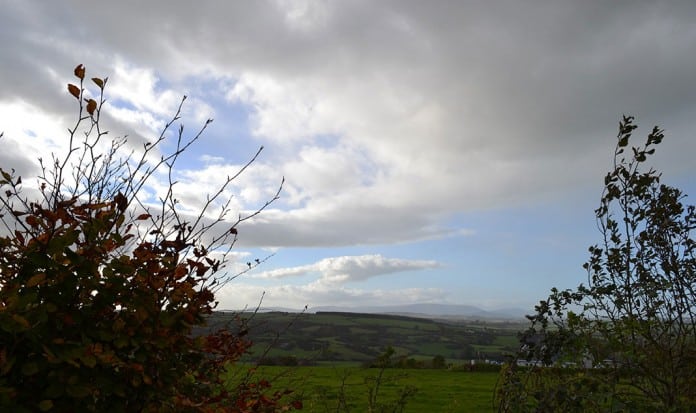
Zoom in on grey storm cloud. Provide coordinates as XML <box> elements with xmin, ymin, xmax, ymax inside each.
<box><xmin>2</xmin><ymin>1</ymin><xmax>696</xmax><ymax>248</ymax></box>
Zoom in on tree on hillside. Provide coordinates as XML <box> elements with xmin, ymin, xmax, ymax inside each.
<box><xmin>0</xmin><ymin>65</ymin><xmax>301</xmax><ymax>412</ymax></box>
<box><xmin>496</xmin><ymin>116</ymin><xmax>696</xmax><ymax>412</ymax></box>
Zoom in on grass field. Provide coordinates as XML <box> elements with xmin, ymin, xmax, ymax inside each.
<box><xmin>227</xmin><ymin>365</ymin><xmax>500</xmax><ymax>412</ymax></box>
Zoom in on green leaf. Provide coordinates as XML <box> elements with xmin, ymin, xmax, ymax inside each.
<box><xmin>44</xmin><ymin>381</ymin><xmax>64</xmax><ymax>398</ymax></box>
<box><xmin>21</xmin><ymin>362</ymin><xmax>39</xmax><ymax>376</ymax></box>
<box><xmin>114</xmin><ymin>335</ymin><xmax>129</xmax><ymax>349</ymax></box>
<box><xmin>38</xmin><ymin>400</ymin><xmax>53</xmax><ymax>411</ymax></box>
<box><xmin>81</xmin><ymin>354</ymin><xmax>97</xmax><ymax>368</ymax></box>
<box><xmin>12</xmin><ymin>314</ymin><xmax>31</xmax><ymax>330</ymax></box>
<box><xmin>65</xmin><ymin>384</ymin><xmax>91</xmax><ymax>398</ymax></box>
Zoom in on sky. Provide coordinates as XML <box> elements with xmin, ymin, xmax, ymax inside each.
<box><xmin>1</xmin><ymin>1</ymin><xmax>695</xmax><ymax>313</ymax></box>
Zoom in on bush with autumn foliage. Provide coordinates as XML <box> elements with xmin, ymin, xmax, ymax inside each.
<box><xmin>0</xmin><ymin>65</ymin><xmax>300</xmax><ymax>412</ymax></box>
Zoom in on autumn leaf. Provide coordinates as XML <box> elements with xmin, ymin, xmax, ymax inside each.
<box><xmin>114</xmin><ymin>192</ymin><xmax>128</xmax><ymax>212</ymax></box>
<box><xmin>27</xmin><ymin>273</ymin><xmax>46</xmax><ymax>287</ymax></box>
<box><xmin>38</xmin><ymin>400</ymin><xmax>54</xmax><ymax>411</ymax></box>
<box><xmin>175</xmin><ymin>264</ymin><xmax>188</xmax><ymax>279</ymax></box>
<box><xmin>86</xmin><ymin>99</ymin><xmax>97</xmax><ymax>115</ymax></box>
<box><xmin>67</xmin><ymin>83</ymin><xmax>80</xmax><ymax>99</ymax></box>
<box><xmin>92</xmin><ymin>77</ymin><xmax>104</xmax><ymax>89</ymax></box>
<box><xmin>14</xmin><ymin>230</ymin><xmax>24</xmax><ymax>244</ymax></box>
<box><xmin>25</xmin><ymin>215</ymin><xmax>40</xmax><ymax>227</ymax></box>
<box><xmin>74</xmin><ymin>64</ymin><xmax>85</xmax><ymax>80</ymax></box>
<box><xmin>12</xmin><ymin>314</ymin><xmax>31</xmax><ymax>330</ymax></box>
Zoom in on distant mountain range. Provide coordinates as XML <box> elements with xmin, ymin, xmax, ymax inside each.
<box><xmin>229</xmin><ymin>303</ymin><xmax>529</xmax><ymax>320</ymax></box>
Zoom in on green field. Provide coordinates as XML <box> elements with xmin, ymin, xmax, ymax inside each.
<box><xmin>211</xmin><ymin>311</ymin><xmax>516</xmax><ymax>411</ymax></box>
<box><xmin>226</xmin><ymin>365</ymin><xmax>500</xmax><ymax>412</ymax></box>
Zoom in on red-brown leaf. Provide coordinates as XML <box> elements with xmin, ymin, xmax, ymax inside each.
<box><xmin>114</xmin><ymin>192</ymin><xmax>128</xmax><ymax>212</ymax></box>
<box><xmin>86</xmin><ymin>99</ymin><xmax>97</xmax><ymax>115</ymax></box>
<box><xmin>26</xmin><ymin>273</ymin><xmax>46</xmax><ymax>288</ymax></box>
<box><xmin>67</xmin><ymin>84</ymin><xmax>80</xmax><ymax>99</ymax></box>
<box><xmin>74</xmin><ymin>64</ymin><xmax>85</xmax><ymax>80</ymax></box>
<box><xmin>25</xmin><ymin>215</ymin><xmax>39</xmax><ymax>227</ymax></box>
<box><xmin>174</xmin><ymin>265</ymin><xmax>188</xmax><ymax>279</ymax></box>
<box><xmin>14</xmin><ymin>230</ymin><xmax>24</xmax><ymax>244</ymax></box>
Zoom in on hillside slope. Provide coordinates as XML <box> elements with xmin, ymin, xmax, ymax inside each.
<box><xmin>203</xmin><ymin>311</ymin><xmax>525</xmax><ymax>364</ymax></box>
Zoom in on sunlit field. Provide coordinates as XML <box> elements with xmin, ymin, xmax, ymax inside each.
<box><xmin>227</xmin><ymin>365</ymin><xmax>500</xmax><ymax>412</ymax></box>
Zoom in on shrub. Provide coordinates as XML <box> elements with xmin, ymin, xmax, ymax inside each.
<box><xmin>496</xmin><ymin>116</ymin><xmax>696</xmax><ymax>412</ymax></box>
<box><xmin>0</xmin><ymin>65</ymin><xmax>300</xmax><ymax>412</ymax></box>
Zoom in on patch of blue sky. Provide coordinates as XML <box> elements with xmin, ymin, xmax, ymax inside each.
<box><xmin>106</xmin><ymin>96</ymin><xmax>139</xmax><ymax>113</ymax></box>
<box><xmin>671</xmin><ymin>175</ymin><xmax>696</xmax><ymax>203</ymax></box>
<box><xmin>170</xmin><ymin>103</ymin><xmax>259</xmax><ymax>170</ymax></box>
<box><xmin>351</xmin><ymin>142</ymin><xmax>383</xmax><ymax>187</ymax></box>
<box><xmin>307</xmin><ymin>132</ymin><xmax>342</xmax><ymax>148</ymax></box>
<box><xmin>331</xmin><ymin>201</ymin><xmax>597</xmax><ymax>302</ymax></box>
<box><xmin>105</xmin><ymin>72</ymin><xmax>254</xmax><ymax>171</ymax></box>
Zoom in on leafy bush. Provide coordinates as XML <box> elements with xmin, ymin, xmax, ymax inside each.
<box><xmin>0</xmin><ymin>65</ymin><xmax>300</xmax><ymax>412</ymax></box>
<box><xmin>496</xmin><ymin>116</ymin><xmax>696</xmax><ymax>412</ymax></box>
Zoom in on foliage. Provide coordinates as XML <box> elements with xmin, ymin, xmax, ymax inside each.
<box><xmin>0</xmin><ymin>65</ymin><xmax>300</xmax><ymax>412</ymax></box>
<box><xmin>431</xmin><ymin>354</ymin><xmax>447</xmax><ymax>369</ymax></box>
<box><xmin>496</xmin><ymin>116</ymin><xmax>696</xmax><ymax>412</ymax></box>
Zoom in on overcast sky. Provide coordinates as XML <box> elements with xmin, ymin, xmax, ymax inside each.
<box><xmin>2</xmin><ymin>1</ymin><xmax>695</xmax><ymax>313</ymax></box>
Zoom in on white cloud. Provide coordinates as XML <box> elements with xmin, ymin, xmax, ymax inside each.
<box><xmin>104</xmin><ymin>61</ymin><xmax>216</xmax><ymax>142</ymax></box>
<box><xmin>227</xmin><ymin>73</ymin><xmax>335</xmax><ymax>142</ymax></box>
<box><xmin>164</xmin><ymin>160</ymin><xmax>281</xmax><ymax>215</ymax></box>
<box><xmin>215</xmin><ymin>281</ymin><xmax>446</xmax><ymax>310</ymax></box>
<box><xmin>199</xmin><ymin>154</ymin><xmax>225</xmax><ymax>164</ymax></box>
<box><xmin>273</xmin><ymin>0</ymin><xmax>331</xmax><ymax>32</ymax></box>
<box><xmin>0</xmin><ymin>100</ymin><xmax>67</xmax><ymax>178</ymax></box>
<box><xmin>253</xmin><ymin>254</ymin><xmax>440</xmax><ymax>284</ymax></box>
<box><xmin>108</xmin><ymin>63</ymin><xmax>181</xmax><ymax>116</ymax></box>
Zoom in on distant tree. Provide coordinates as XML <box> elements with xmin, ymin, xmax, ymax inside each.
<box><xmin>459</xmin><ymin>343</ymin><xmax>475</xmax><ymax>359</ymax></box>
<box><xmin>431</xmin><ymin>355</ymin><xmax>446</xmax><ymax>369</ymax></box>
<box><xmin>496</xmin><ymin>116</ymin><xmax>696</xmax><ymax>412</ymax></box>
<box><xmin>0</xmin><ymin>65</ymin><xmax>300</xmax><ymax>412</ymax></box>
<box><xmin>396</xmin><ymin>356</ymin><xmax>423</xmax><ymax>369</ymax></box>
